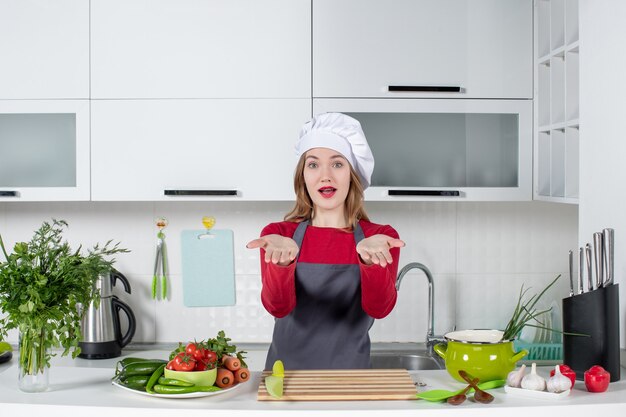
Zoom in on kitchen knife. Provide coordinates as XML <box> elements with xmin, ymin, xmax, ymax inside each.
<box><xmin>593</xmin><ymin>232</ymin><xmax>604</xmax><ymax>290</ymax></box>
<box><xmin>578</xmin><ymin>247</ymin><xmax>584</xmax><ymax>295</ymax></box>
<box><xmin>585</xmin><ymin>243</ymin><xmax>593</xmax><ymax>292</ymax></box>
<box><xmin>568</xmin><ymin>250</ymin><xmax>574</xmax><ymax>296</ymax></box>
<box><xmin>603</xmin><ymin>228</ymin><xmax>614</xmax><ymax>287</ymax></box>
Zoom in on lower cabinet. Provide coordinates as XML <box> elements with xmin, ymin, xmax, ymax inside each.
<box><xmin>90</xmin><ymin>99</ymin><xmax>311</xmax><ymax>201</ymax></box>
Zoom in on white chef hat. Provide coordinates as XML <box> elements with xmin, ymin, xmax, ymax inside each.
<box><xmin>296</xmin><ymin>113</ymin><xmax>375</xmax><ymax>189</ymax></box>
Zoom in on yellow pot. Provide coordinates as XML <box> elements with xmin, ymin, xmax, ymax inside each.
<box><xmin>434</xmin><ymin>329</ymin><xmax>528</xmax><ymax>383</ymax></box>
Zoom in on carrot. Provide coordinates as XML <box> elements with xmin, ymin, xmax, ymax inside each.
<box><xmin>216</xmin><ymin>368</ymin><xmax>234</xmax><ymax>388</ymax></box>
<box><xmin>234</xmin><ymin>367</ymin><xmax>249</xmax><ymax>383</ymax></box>
<box><xmin>222</xmin><ymin>355</ymin><xmax>241</xmax><ymax>372</ymax></box>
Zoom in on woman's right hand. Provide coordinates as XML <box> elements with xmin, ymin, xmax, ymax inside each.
<box><xmin>246</xmin><ymin>234</ymin><xmax>299</xmax><ymax>266</ymax></box>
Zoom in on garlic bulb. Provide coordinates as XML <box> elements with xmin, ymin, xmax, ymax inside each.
<box><xmin>506</xmin><ymin>364</ymin><xmax>527</xmax><ymax>388</ymax></box>
<box><xmin>521</xmin><ymin>363</ymin><xmax>546</xmax><ymax>391</ymax></box>
<box><xmin>547</xmin><ymin>364</ymin><xmax>572</xmax><ymax>393</ymax></box>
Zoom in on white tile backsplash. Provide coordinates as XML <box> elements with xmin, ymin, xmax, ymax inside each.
<box><xmin>0</xmin><ymin>200</ymin><xmax>578</xmax><ymax>345</ymax></box>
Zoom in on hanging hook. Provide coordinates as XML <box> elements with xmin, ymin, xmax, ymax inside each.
<box><xmin>198</xmin><ymin>216</ymin><xmax>216</xmax><ymax>239</ymax></box>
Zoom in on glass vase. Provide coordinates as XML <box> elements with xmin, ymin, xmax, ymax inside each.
<box><xmin>18</xmin><ymin>328</ymin><xmax>49</xmax><ymax>392</ymax></box>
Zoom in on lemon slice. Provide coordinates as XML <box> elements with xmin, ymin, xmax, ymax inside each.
<box><xmin>0</xmin><ymin>342</ymin><xmax>12</xmax><ymax>353</ymax></box>
<box><xmin>272</xmin><ymin>359</ymin><xmax>285</xmax><ymax>377</ymax></box>
<box><xmin>265</xmin><ymin>375</ymin><xmax>284</xmax><ymax>398</ymax></box>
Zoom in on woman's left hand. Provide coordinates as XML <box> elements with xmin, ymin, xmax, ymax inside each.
<box><xmin>356</xmin><ymin>234</ymin><xmax>405</xmax><ymax>267</ymax></box>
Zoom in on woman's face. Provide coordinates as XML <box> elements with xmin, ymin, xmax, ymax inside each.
<box><xmin>303</xmin><ymin>147</ymin><xmax>351</xmax><ymax>215</ymax></box>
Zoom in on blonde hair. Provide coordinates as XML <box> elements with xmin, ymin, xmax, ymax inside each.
<box><xmin>284</xmin><ymin>154</ymin><xmax>370</xmax><ymax>229</ymax></box>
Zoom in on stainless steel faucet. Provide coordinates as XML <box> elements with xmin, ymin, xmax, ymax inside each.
<box><xmin>396</xmin><ymin>262</ymin><xmax>446</xmax><ymax>360</ymax></box>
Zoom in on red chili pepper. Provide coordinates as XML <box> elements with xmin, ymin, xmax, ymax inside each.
<box><xmin>584</xmin><ymin>365</ymin><xmax>610</xmax><ymax>393</ymax></box>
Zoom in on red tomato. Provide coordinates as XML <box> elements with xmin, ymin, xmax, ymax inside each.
<box><xmin>173</xmin><ymin>353</ymin><xmax>196</xmax><ymax>372</ymax></box>
<box><xmin>195</xmin><ymin>361</ymin><xmax>208</xmax><ymax>371</ymax></box>
<box><xmin>186</xmin><ymin>342</ymin><xmax>211</xmax><ymax>363</ymax></box>
<box><xmin>550</xmin><ymin>364</ymin><xmax>577</xmax><ymax>389</ymax></box>
<box><xmin>166</xmin><ymin>360</ymin><xmax>176</xmax><ymax>371</ymax></box>
<box><xmin>185</xmin><ymin>343</ymin><xmax>198</xmax><ymax>358</ymax></box>
<box><xmin>584</xmin><ymin>365</ymin><xmax>610</xmax><ymax>393</ymax></box>
<box><xmin>205</xmin><ymin>350</ymin><xmax>217</xmax><ymax>365</ymax></box>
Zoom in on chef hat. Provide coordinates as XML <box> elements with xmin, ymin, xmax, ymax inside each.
<box><xmin>296</xmin><ymin>113</ymin><xmax>375</xmax><ymax>189</ymax></box>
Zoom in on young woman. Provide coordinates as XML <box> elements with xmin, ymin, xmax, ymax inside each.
<box><xmin>247</xmin><ymin>113</ymin><xmax>404</xmax><ymax>369</ymax></box>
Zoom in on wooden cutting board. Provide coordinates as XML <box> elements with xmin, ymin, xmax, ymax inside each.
<box><xmin>257</xmin><ymin>369</ymin><xmax>417</xmax><ymax>401</ymax></box>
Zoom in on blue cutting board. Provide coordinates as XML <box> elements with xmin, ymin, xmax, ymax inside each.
<box><xmin>181</xmin><ymin>229</ymin><xmax>236</xmax><ymax>307</ymax></box>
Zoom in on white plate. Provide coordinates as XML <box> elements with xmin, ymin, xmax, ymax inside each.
<box><xmin>504</xmin><ymin>385</ymin><xmax>570</xmax><ymax>400</ymax></box>
<box><xmin>112</xmin><ymin>379</ymin><xmax>242</xmax><ymax>399</ymax></box>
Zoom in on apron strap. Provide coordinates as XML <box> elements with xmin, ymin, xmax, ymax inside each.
<box><xmin>292</xmin><ymin>220</ymin><xmax>309</xmax><ymax>248</ymax></box>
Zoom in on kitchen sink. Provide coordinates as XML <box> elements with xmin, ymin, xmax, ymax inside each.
<box><xmin>370</xmin><ymin>352</ymin><xmax>444</xmax><ymax>370</ymax></box>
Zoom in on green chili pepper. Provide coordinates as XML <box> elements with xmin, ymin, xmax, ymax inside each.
<box><xmin>116</xmin><ymin>357</ymin><xmax>166</xmax><ymax>375</ymax></box>
<box><xmin>118</xmin><ymin>361</ymin><xmax>168</xmax><ymax>379</ymax></box>
<box><xmin>157</xmin><ymin>376</ymin><xmax>194</xmax><ymax>387</ymax></box>
<box><xmin>152</xmin><ymin>384</ymin><xmax>222</xmax><ymax>394</ymax></box>
<box><xmin>145</xmin><ymin>364</ymin><xmax>166</xmax><ymax>394</ymax></box>
<box><xmin>120</xmin><ymin>375</ymin><xmax>150</xmax><ymax>391</ymax></box>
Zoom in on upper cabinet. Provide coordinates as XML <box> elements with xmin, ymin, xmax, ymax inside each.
<box><xmin>90</xmin><ymin>0</ymin><xmax>311</xmax><ymax>99</ymax></box>
<box><xmin>313</xmin><ymin>0</ymin><xmax>533</xmax><ymax>99</ymax></box>
<box><xmin>0</xmin><ymin>0</ymin><xmax>89</xmax><ymax>99</ymax></box>
<box><xmin>534</xmin><ymin>0</ymin><xmax>579</xmax><ymax>204</ymax></box>
<box><xmin>0</xmin><ymin>100</ymin><xmax>90</xmax><ymax>201</ymax></box>
<box><xmin>315</xmin><ymin>98</ymin><xmax>532</xmax><ymax>201</ymax></box>
<box><xmin>91</xmin><ymin>99</ymin><xmax>310</xmax><ymax>201</ymax></box>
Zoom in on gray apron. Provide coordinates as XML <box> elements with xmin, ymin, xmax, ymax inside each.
<box><xmin>264</xmin><ymin>220</ymin><xmax>374</xmax><ymax>370</ymax></box>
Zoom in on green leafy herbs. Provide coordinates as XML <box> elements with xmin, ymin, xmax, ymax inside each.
<box><xmin>206</xmin><ymin>330</ymin><xmax>247</xmax><ymax>368</ymax></box>
<box><xmin>501</xmin><ymin>274</ymin><xmax>561</xmax><ymax>342</ymax></box>
<box><xmin>0</xmin><ymin>219</ymin><xmax>128</xmax><ymax>374</ymax></box>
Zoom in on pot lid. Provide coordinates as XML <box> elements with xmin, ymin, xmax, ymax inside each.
<box><xmin>444</xmin><ymin>329</ymin><xmax>507</xmax><ymax>344</ymax></box>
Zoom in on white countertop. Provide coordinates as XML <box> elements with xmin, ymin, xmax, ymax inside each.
<box><xmin>1</xmin><ymin>349</ymin><xmax>626</xmax><ymax>417</ymax></box>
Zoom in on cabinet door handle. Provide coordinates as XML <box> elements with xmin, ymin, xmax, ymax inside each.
<box><xmin>388</xmin><ymin>85</ymin><xmax>462</xmax><ymax>92</ymax></box>
<box><xmin>388</xmin><ymin>190</ymin><xmax>460</xmax><ymax>197</ymax></box>
<box><xmin>164</xmin><ymin>190</ymin><xmax>238</xmax><ymax>196</ymax></box>
<box><xmin>0</xmin><ymin>191</ymin><xmax>19</xmax><ymax>197</ymax></box>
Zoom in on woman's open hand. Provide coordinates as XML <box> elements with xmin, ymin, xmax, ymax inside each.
<box><xmin>356</xmin><ymin>234</ymin><xmax>405</xmax><ymax>267</ymax></box>
<box><xmin>246</xmin><ymin>234</ymin><xmax>299</xmax><ymax>266</ymax></box>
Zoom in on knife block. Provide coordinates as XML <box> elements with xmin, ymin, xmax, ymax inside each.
<box><xmin>562</xmin><ymin>284</ymin><xmax>620</xmax><ymax>382</ymax></box>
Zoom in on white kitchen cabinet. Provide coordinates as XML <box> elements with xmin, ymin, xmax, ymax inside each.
<box><xmin>534</xmin><ymin>0</ymin><xmax>579</xmax><ymax>203</ymax></box>
<box><xmin>91</xmin><ymin>99</ymin><xmax>311</xmax><ymax>201</ymax></box>
<box><xmin>91</xmin><ymin>0</ymin><xmax>311</xmax><ymax>99</ymax></box>
<box><xmin>313</xmin><ymin>0</ymin><xmax>533</xmax><ymax>99</ymax></box>
<box><xmin>0</xmin><ymin>0</ymin><xmax>89</xmax><ymax>99</ymax></box>
<box><xmin>314</xmin><ymin>99</ymin><xmax>533</xmax><ymax>201</ymax></box>
<box><xmin>0</xmin><ymin>100</ymin><xmax>90</xmax><ymax>201</ymax></box>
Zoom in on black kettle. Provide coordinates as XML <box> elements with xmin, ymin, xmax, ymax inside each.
<box><xmin>78</xmin><ymin>269</ymin><xmax>136</xmax><ymax>359</ymax></box>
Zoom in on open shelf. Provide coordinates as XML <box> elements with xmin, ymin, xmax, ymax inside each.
<box><xmin>566</xmin><ymin>50</ymin><xmax>580</xmax><ymax>121</ymax></box>
<box><xmin>550</xmin><ymin>0</ymin><xmax>565</xmax><ymax>50</ymax></box>
<box><xmin>535</xmin><ymin>0</ymin><xmax>579</xmax><ymax>204</ymax></box>
<box><xmin>538</xmin><ymin>62</ymin><xmax>551</xmax><ymax>127</ymax></box>
<box><xmin>537</xmin><ymin>131</ymin><xmax>551</xmax><ymax>197</ymax></box>
<box><xmin>550</xmin><ymin>129</ymin><xmax>566</xmax><ymax>198</ymax></box>
<box><xmin>566</xmin><ymin>0</ymin><xmax>579</xmax><ymax>44</ymax></box>
<box><xmin>550</xmin><ymin>55</ymin><xmax>565</xmax><ymax>124</ymax></box>
<box><xmin>565</xmin><ymin>126</ymin><xmax>579</xmax><ymax>198</ymax></box>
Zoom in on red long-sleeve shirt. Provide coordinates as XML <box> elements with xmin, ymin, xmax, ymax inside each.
<box><xmin>258</xmin><ymin>220</ymin><xmax>400</xmax><ymax>319</ymax></box>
